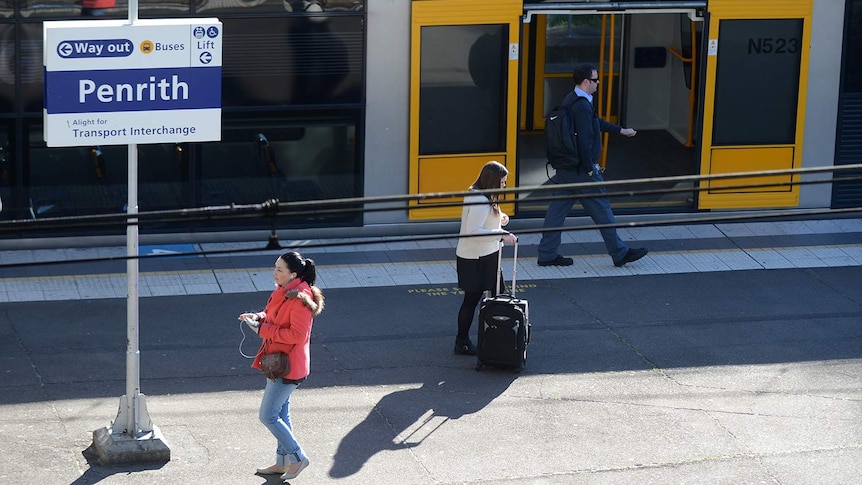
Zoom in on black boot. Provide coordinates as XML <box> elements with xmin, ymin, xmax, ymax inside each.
<box><xmin>454</xmin><ymin>337</ymin><xmax>477</xmax><ymax>356</ymax></box>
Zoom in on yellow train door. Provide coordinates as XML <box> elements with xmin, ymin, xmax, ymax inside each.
<box><xmin>408</xmin><ymin>0</ymin><xmax>522</xmax><ymax>220</ymax></box>
<box><xmin>698</xmin><ymin>0</ymin><xmax>813</xmax><ymax>209</ymax></box>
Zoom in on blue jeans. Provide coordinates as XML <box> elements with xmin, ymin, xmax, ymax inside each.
<box><xmin>259</xmin><ymin>378</ymin><xmax>306</xmax><ymax>464</ymax></box>
<box><xmin>537</xmin><ymin>168</ymin><xmax>628</xmax><ymax>263</ymax></box>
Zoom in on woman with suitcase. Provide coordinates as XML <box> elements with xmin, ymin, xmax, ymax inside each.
<box><xmin>454</xmin><ymin>161</ymin><xmax>517</xmax><ymax>355</ymax></box>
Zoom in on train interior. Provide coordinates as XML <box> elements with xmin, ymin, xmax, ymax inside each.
<box><xmin>517</xmin><ymin>11</ymin><xmax>704</xmax><ymax>214</ymax></box>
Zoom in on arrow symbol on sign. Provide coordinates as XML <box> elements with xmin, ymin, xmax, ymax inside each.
<box><xmin>57</xmin><ymin>42</ymin><xmax>73</xmax><ymax>57</ymax></box>
<box><xmin>199</xmin><ymin>51</ymin><xmax>212</xmax><ymax>64</ymax></box>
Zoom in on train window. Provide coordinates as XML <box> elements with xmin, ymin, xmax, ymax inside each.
<box><xmin>542</xmin><ymin>14</ymin><xmax>623</xmax><ymax>122</ymax></box>
<box><xmin>544</xmin><ymin>14</ymin><xmax>622</xmax><ymax>74</ymax></box>
<box><xmin>0</xmin><ymin>24</ymin><xmax>14</xmax><ymax>113</ymax></box>
<box><xmin>196</xmin><ymin>0</ymin><xmax>301</xmax><ymax>14</ymax></box>
<box><xmin>0</xmin><ymin>123</ymin><xmax>11</xmax><ymax>220</ymax></box>
<box><xmin>220</xmin><ymin>16</ymin><xmax>363</xmax><ymax>107</ymax></box>
<box><xmin>26</xmin><ymin>127</ymin><xmax>122</xmax><ymax>219</ymax></box>
<box><xmin>843</xmin><ymin>0</ymin><xmax>862</xmax><ymax>93</ymax></box>
<box><xmin>89</xmin><ymin>144</ymin><xmax>192</xmax><ymax>213</ymax></box>
<box><xmin>418</xmin><ymin>24</ymin><xmax>507</xmax><ymax>155</ymax></box>
<box><xmin>24</xmin><ymin>122</ymin><xmax>192</xmax><ymax>220</ymax></box>
<box><xmin>196</xmin><ymin>0</ymin><xmax>363</xmax><ymax>14</ymax></box>
<box><xmin>16</xmin><ymin>0</ymin><xmax>186</xmax><ymax>18</ymax></box>
<box><xmin>320</xmin><ymin>0</ymin><xmax>364</xmax><ymax>10</ymax></box>
<box><xmin>199</xmin><ymin>120</ymin><xmax>359</xmax><ymax>223</ymax></box>
<box><xmin>712</xmin><ymin>18</ymin><xmax>802</xmax><ymax>146</ymax></box>
<box><xmin>18</xmin><ymin>0</ymin><xmax>124</xmax><ymax>18</ymax></box>
<box><xmin>0</xmin><ymin>1</ymin><xmax>11</xmax><ymax>18</ymax></box>
<box><xmin>18</xmin><ymin>1</ymin><xmax>79</xmax><ymax>18</ymax></box>
<box><xmin>18</xmin><ymin>22</ymin><xmax>43</xmax><ymax>114</ymax></box>
<box><xmin>138</xmin><ymin>1</ymin><xmax>193</xmax><ymax>17</ymax></box>
<box><xmin>679</xmin><ymin>14</ymin><xmax>703</xmax><ymax>90</ymax></box>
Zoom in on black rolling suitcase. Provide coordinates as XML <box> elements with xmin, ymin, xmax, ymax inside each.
<box><xmin>476</xmin><ymin>240</ymin><xmax>530</xmax><ymax>372</ymax></box>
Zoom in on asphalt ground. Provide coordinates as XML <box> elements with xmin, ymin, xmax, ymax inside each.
<box><xmin>1</xmin><ymin>265</ymin><xmax>860</xmax><ymax>484</ymax></box>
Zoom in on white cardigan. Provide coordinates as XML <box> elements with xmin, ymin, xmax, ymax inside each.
<box><xmin>455</xmin><ymin>193</ymin><xmax>507</xmax><ymax>259</ymax></box>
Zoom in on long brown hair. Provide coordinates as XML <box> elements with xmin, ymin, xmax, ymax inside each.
<box><xmin>470</xmin><ymin>161</ymin><xmax>508</xmax><ymax>214</ymax></box>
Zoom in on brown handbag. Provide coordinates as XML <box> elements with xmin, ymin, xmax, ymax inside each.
<box><xmin>260</xmin><ymin>339</ymin><xmax>291</xmax><ymax>380</ymax></box>
<box><xmin>257</xmin><ymin>293</ymin><xmax>297</xmax><ymax>380</ymax></box>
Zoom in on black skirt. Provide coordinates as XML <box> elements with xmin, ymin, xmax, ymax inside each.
<box><xmin>457</xmin><ymin>251</ymin><xmax>504</xmax><ymax>293</ymax></box>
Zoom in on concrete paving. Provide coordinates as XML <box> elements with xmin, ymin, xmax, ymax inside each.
<box><xmin>1</xmin><ymin>265</ymin><xmax>860</xmax><ymax>484</ymax></box>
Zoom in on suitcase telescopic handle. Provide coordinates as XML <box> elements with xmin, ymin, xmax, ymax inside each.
<box><xmin>497</xmin><ymin>238</ymin><xmax>518</xmax><ymax>297</ymax></box>
<box><xmin>496</xmin><ymin>242</ymin><xmax>502</xmax><ymax>296</ymax></box>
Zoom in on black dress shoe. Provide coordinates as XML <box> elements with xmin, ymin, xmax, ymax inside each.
<box><xmin>454</xmin><ymin>338</ymin><xmax>477</xmax><ymax>355</ymax></box>
<box><xmin>537</xmin><ymin>255</ymin><xmax>574</xmax><ymax>266</ymax></box>
<box><xmin>614</xmin><ymin>247</ymin><xmax>648</xmax><ymax>267</ymax></box>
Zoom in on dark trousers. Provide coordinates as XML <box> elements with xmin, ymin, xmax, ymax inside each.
<box><xmin>537</xmin><ymin>169</ymin><xmax>628</xmax><ymax>263</ymax></box>
<box><xmin>456</xmin><ymin>274</ymin><xmax>505</xmax><ymax>340</ymax></box>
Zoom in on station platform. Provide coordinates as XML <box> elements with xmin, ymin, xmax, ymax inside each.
<box><xmin>1</xmin><ymin>217</ymin><xmax>861</xmax><ymax>302</ymax></box>
<box><xmin>1</xmin><ymin>218</ymin><xmax>860</xmax><ymax>485</ymax></box>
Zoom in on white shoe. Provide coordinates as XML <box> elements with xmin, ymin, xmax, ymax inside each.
<box><xmin>280</xmin><ymin>457</ymin><xmax>310</xmax><ymax>480</ymax></box>
<box><xmin>256</xmin><ymin>464</ymin><xmax>290</xmax><ymax>475</ymax></box>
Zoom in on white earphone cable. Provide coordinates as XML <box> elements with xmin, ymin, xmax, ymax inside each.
<box><xmin>238</xmin><ymin>320</ymin><xmax>257</xmax><ymax>359</ymax></box>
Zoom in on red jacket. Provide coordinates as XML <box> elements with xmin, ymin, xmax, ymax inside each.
<box><xmin>252</xmin><ymin>278</ymin><xmax>324</xmax><ymax>380</ymax></box>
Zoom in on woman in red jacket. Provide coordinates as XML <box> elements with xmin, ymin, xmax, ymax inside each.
<box><xmin>239</xmin><ymin>251</ymin><xmax>324</xmax><ymax>481</ymax></box>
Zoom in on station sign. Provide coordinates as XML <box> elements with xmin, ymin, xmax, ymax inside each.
<box><xmin>43</xmin><ymin>18</ymin><xmax>222</xmax><ymax>147</ymax></box>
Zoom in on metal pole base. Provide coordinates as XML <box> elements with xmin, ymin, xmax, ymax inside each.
<box><xmin>114</xmin><ymin>393</ymin><xmax>154</xmax><ymax>437</ymax></box>
<box><xmin>91</xmin><ymin>424</ymin><xmax>170</xmax><ymax>466</ymax></box>
<box><xmin>91</xmin><ymin>394</ymin><xmax>170</xmax><ymax>465</ymax></box>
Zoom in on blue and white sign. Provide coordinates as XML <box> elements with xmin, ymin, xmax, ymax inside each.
<box><xmin>43</xmin><ymin>18</ymin><xmax>222</xmax><ymax>147</ymax></box>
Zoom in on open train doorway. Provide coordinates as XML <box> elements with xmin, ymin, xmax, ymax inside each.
<box><xmin>518</xmin><ymin>4</ymin><xmax>705</xmax><ymax>214</ymax></box>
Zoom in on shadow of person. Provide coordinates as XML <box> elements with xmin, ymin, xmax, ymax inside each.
<box><xmin>329</xmin><ymin>367</ymin><xmax>518</xmax><ymax>478</ymax></box>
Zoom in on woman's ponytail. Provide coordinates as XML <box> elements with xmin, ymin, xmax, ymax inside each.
<box><xmin>280</xmin><ymin>251</ymin><xmax>317</xmax><ymax>286</ymax></box>
<box><xmin>298</xmin><ymin>257</ymin><xmax>316</xmax><ymax>286</ymax></box>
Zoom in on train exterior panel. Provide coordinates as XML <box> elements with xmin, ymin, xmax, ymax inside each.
<box><xmin>0</xmin><ymin>0</ymin><xmax>858</xmax><ymax>239</ymax></box>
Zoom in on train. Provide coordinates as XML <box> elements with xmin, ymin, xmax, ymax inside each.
<box><xmin>0</xmin><ymin>0</ymin><xmax>859</xmax><ymax>238</ymax></box>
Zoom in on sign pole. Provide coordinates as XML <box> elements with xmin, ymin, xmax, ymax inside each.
<box><xmin>122</xmin><ymin>0</ymin><xmax>146</xmax><ymax>442</ymax></box>
<box><xmin>91</xmin><ymin>0</ymin><xmax>167</xmax><ymax>464</ymax></box>
<box><xmin>123</xmin><ymin>143</ymin><xmax>144</xmax><ymax>438</ymax></box>
<box><xmin>111</xmin><ymin>0</ymin><xmax>154</xmax><ymax>441</ymax></box>
<box><xmin>42</xmin><ymin>4</ymin><xmax>222</xmax><ymax>464</ymax></box>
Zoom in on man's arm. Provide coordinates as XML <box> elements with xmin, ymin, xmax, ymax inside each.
<box><xmin>599</xmin><ymin>118</ymin><xmax>637</xmax><ymax>137</ymax></box>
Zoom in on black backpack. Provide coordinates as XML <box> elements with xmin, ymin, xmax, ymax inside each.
<box><xmin>545</xmin><ymin>96</ymin><xmax>587</xmax><ymax>170</ymax></box>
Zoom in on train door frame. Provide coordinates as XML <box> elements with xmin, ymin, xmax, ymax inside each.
<box><xmin>522</xmin><ymin>2</ymin><xmax>706</xmax><ymax>130</ymax></box>
<box><xmin>520</xmin><ymin>2</ymin><xmax>706</xmax><ymax>210</ymax></box>
<box><xmin>407</xmin><ymin>0</ymin><xmax>522</xmax><ymax>220</ymax></box>
<box><xmin>698</xmin><ymin>0</ymin><xmax>813</xmax><ymax>209</ymax></box>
